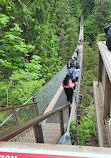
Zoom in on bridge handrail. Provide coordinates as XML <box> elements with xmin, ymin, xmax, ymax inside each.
<box><xmin>0</xmin><ymin>65</ymin><xmax>67</xmax><ymax>128</ymax></box>
<box><xmin>24</xmin><ymin>65</ymin><xmax>67</xmax><ymax>104</ymax></box>
<box><xmin>0</xmin><ymin>102</ymin><xmax>39</xmax><ymax>128</ymax></box>
<box><xmin>0</xmin><ymin>102</ymin><xmax>38</xmax><ymax>112</ymax></box>
<box><xmin>0</xmin><ymin>103</ymin><xmax>70</xmax><ymax>142</ymax></box>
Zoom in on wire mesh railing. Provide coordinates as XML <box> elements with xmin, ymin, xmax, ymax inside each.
<box><xmin>0</xmin><ymin>66</ymin><xmax>67</xmax><ymax>133</ymax></box>
<box><xmin>0</xmin><ymin>103</ymin><xmax>70</xmax><ymax>144</ymax></box>
<box><xmin>33</xmin><ymin>65</ymin><xmax>67</xmax><ymax>114</ymax></box>
<box><xmin>0</xmin><ymin>103</ymin><xmax>39</xmax><ymax>134</ymax></box>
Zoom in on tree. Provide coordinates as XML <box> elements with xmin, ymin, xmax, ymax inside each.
<box><xmin>56</xmin><ymin>0</ymin><xmax>79</xmax><ymax>61</ymax></box>
<box><xmin>0</xmin><ymin>0</ymin><xmax>80</xmax><ymax>107</ymax></box>
<box><xmin>80</xmin><ymin>0</ymin><xmax>95</xmax><ymax>18</ymax></box>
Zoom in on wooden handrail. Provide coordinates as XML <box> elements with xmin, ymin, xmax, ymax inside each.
<box><xmin>0</xmin><ymin>102</ymin><xmax>38</xmax><ymax>111</ymax></box>
<box><xmin>98</xmin><ymin>41</ymin><xmax>111</xmax><ymax>83</ymax></box>
<box><xmin>0</xmin><ymin>103</ymin><xmax>70</xmax><ymax>141</ymax></box>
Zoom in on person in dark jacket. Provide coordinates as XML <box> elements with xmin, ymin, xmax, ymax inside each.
<box><xmin>104</xmin><ymin>25</ymin><xmax>111</xmax><ymax>51</ymax></box>
<box><xmin>62</xmin><ymin>74</ymin><xmax>74</xmax><ymax>104</ymax></box>
<box><xmin>67</xmin><ymin>59</ymin><xmax>71</xmax><ymax>69</ymax></box>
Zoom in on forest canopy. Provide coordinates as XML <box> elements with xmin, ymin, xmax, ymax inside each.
<box><xmin>0</xmin><ymin>0</ymin><xmax>80</xmax><ymax>107</ymax></box>
<box><xmin>0</xmin><ymin>0</ymin><xmax>110</xmax><ymax>107</ymax></box>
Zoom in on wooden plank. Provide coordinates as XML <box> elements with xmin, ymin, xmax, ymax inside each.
<box><xmin>105</xmin><ymin>118</ymin><xmax>111</xmax><ymax>147</ymax></box>
<box><xmin>104</xmin><ymin>70</ymin><xmax>111</xmax><ymax>118</ymax></box>
<box><xmin>0</xmin><ymin>103</ymin><xmax>70</xmax><ymax>141</ymax></box>
<box><xmin>59</xmin><ymin>110</ymin><xmax>64</xmax><ymax>136</ymax></box>
<box><xmin>33</xmin><ymin>124</ymin><xmax>41</xmax><ymax>143</ymax></box>
<box><xmin>98</xmin><ymin>42</ymin><xmax>111</xmax><ymax>83</ymax></box>
<box><xmin>93</xmin><ymin>81</ymin><xmax>104</xmax><ymax>147</ymax></box>
<box><xmin>98</xmin><ymin>52</ymin><xmax>103</xmax><ymax>82</ymax></box>
<box><xmin>0</xmin><ymin>142</ymin><xmax>111</xmax><ymax>155</ymax></box>
<box><xmin>93</xmin><ymin>81</ymin><xmax>110</xmax><ymax>147</ymax></box>
<box><xmin>98</xmin><ymin>82</ymin><xmax>104</xmax><ymax>106</ymax></box>
<box><xmin>0</xmin><ymin>102</ymin><xmax>38</xmax><ymax>112</ymax></box>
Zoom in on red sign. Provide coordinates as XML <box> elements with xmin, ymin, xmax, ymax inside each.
<box><xmin>0</xmin><ymin>148</ymin><xmax>110</xmax><ymax>158</ymax></box>
<box><xmin>0</xmin><ymin>152</ymin><xmax>89</xmax><ymax>158</ymax></box>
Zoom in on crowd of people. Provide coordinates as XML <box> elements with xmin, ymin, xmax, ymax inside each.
<box><xmin>62</xmin><ymin>23</ymin><xmax>111</xmax><ymax>105</ymax></box>
<box><xmin>62</xmin><ymin>47</ymin><xmax>81</xmax><ymax>104</ymax></box>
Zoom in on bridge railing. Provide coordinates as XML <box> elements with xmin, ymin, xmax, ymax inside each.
<box><xmin>32</xmin><ymin>65</ymin><xmax>67</xmax><ymax>115</ymax></box>
<box><xmin>0</xmin><ymin>102</ymin><xmax>39</xmax><ymax>134</ymax></box>
<box><xmin>0</xmin><ymin>65</ymin><xmax>67</xmax><ymax>130</ymax></box>
<box><xmin>0</xmin><ymin>103</ymin><xmax>70</xmax><ymax>144</ymax></box>
<box><xmin>0</xmin><ymin>65</ymin><xmax>67</xmax><ymax>132</ymax></box>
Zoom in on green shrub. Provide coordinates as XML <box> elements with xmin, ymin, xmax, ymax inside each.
<box><xmin>70</xmin><ymin>104</ymin><xmax>97</xmax><ymax>146</ymax></box>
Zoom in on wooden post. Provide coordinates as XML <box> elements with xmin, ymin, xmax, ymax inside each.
<box><xmin>79</xmin><ymin>95</ymin><xmax>83</xmax><ymax>104</ymax></box>
<box><xmin>104</xmin><ymin>70</ymin><xmax>111</xmax><ymax>118</ymax></box>
<box><xmin>33</xmin><ymin>124</ymin><xmax>41</xmax><ymax>143</ymax></box>
<box><xmin>12</xmin><ymin>108</ymin><xmax>19</xmax><ymax>125</ymax></box>
<box><xmin>98</xmin><ymin>52</ymin><xmax>103</xmax><ymax>84</ymax></box>
<box><xmin>59</xmin><ymin>110</ymin><xmax>64</xmax><ymax>136</ymax></box>
<box><xmin>35</xmin><ymin>103</ymin><xmax>39</xmax><ymax>116</ymax></box>
<box><xmin>69</xmin><ymin>104</ymin><xmax>71</xmax><ymax>119</ymax></box>
<box><xmin>33</xmin><ymin>97</ymin><xmax>36</xmax><ymax>103</ymax></box>
<box><xmin>7</xmin><ymin>88</ymin><xmax>8</xmax><ymax>106</ymax></box>
<box><xmin>33</xmin><ymin>101</ymin><xmax>44</xmax><ymax>143</ymax></box>
<box><xmin>33</xmin><ymin>123</ymin><xmax>44</xmax><ymax>143</ymax></box>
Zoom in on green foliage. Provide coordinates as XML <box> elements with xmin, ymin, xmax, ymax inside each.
<box><xmin>56</xmin><ymin>0</ymin><xmax>80</xmax><ymax>61</ymax></box>
<box><xmin>0</xmin><ymin>14</ymin><xmax>36</xmax><ymax>80</ymax></box>
<box><xmin>70</xmin><ymin>0</ymin><xmax>111</xmax><ymax>146</ymax></box>
<box><xmin>80</xmin><ymin>42</ymin><xmax>98</xmax><ymax>106</ymax></box>
<box><xmin>84</xmin><ymin>15</ymin><xmax>99</xmax><ymax>44</ymax></box>
<box><xmin>70</xmin><ymin>104</ymin><xmax>97</xmax><ymax>146</ymax></box>
<box><xmin>0</xmin><ymin>12</ymin><xmax>43</xmax><ymax>106</ymax></box>
<box><xmin>80</xmin><ymin>0</ymin><xmax>95</xmax><ymax>18</ymax></box>
<box><xmin>94</xmin><ymin>0</ymin><xmax>111</xmax><ymax>30</ymax></box>
<box><xmin>79</xmin><ymin>104</ymin><xmax>97</xmax><ymax>146</ymax></box>
<box><xmin>0</xmin><ymin>70</ymin><xmax>45</xmax><ymax>106</ymax></box>
<box><xmin>69</xmin><ymin>0</ymin><xmax>82</xmax><ymax>19</ymax></box>
<box><xmin>0</xmin><ymin>0</ymin><xmax>80</xmax><ymax>107</ymax></box>
<box><xmin>84</xmin><ymin>0</ymin><xmax>111</xmax><ymax>45</ymax></box>
<box><xmin>0</xmin><ymin>14</ymin><xmax>9</xmax><ymax>28</ymax></box>
<box><xmin>96</xmin><ymin>33</ymin><xmax>106</xmax><ymax>42</ymax></box>
<box><xmin>70</xmin><ymin>122</ymin><xmax>78</xmax><ymax>145</ymax></box>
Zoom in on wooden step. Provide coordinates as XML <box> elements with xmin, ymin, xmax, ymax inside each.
<box><xmin>42</xmin><ymin>123</ymin><xmax>62</xmax><ymax>144</ymax></box>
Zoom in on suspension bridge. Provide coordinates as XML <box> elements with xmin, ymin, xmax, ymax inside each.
<box><xmin>0</xmin><ymin>12</ymin><xmax>111</xmax><ymax>158</ymax></box>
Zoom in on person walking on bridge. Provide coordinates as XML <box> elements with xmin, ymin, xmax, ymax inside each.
<box><xmin>62</xmin><ymin>74</ymin><xmax>74</xmax><ymax>104</ymax></box>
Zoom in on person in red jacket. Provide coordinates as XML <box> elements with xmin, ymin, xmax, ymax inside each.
<box><xmin>81</xmin><ymin>8</ymin><xmax>84</xmax><ymax>13</ymax></box>
<box><xmin>62</xmin><ymin>74</ymin><xmax>74</xmax><ymax>104</ymax></box>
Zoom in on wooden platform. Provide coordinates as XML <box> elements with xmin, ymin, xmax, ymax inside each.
<box><xmin>93</xmin><ymin>81</ymin><xmax>110</xmax><ymax>147</ymax></box>
<box><xmin>0</xmin><ymin>142</ymin><xmax>111</xmax><ymax>158</ymax></box>
<box><xmin>98</xmin><ymin>41</ymin><xmax>111</xmax><ymax>82</ymax></box>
